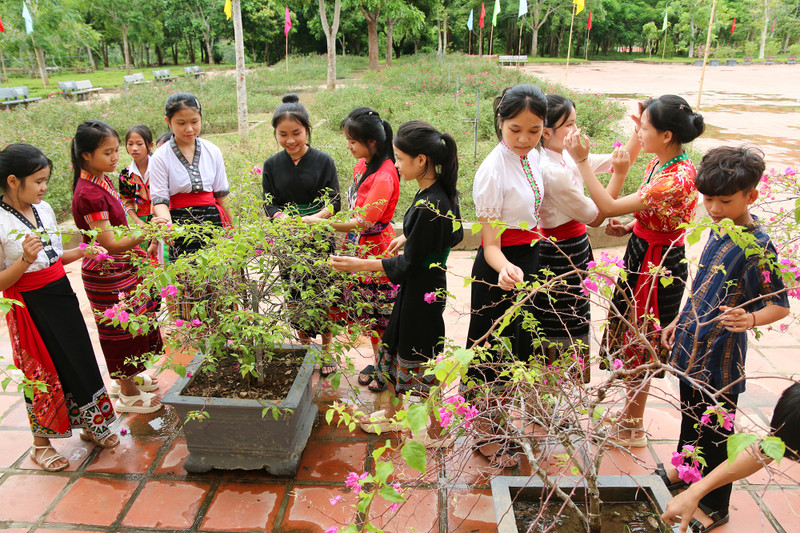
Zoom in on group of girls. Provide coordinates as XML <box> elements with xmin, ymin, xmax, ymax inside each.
<box><xmin>1</xmin><ymin>91</ymin><xmax>229</xmax><ymax>471</ymax></box>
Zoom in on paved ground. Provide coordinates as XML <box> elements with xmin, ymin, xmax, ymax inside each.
<box><xmin>1</xmin><ymin>242</ymin><xmax>799</xmax><ymax>532</ymax></box>
<box><xmin>524</xmin><ymin>61</ymin><xmax>800</xmax><ymax>168</ymax></box>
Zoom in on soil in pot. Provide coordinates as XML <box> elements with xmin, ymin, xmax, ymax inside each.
<box><xmin>182</xmin><ymin>355</ymin><xmax>303</xmax><ymax>400</ymax></box>
<box><xmin>515</xmin><ymin>500</ymin><xmax>664</xmax><ymax>532</ymax></box>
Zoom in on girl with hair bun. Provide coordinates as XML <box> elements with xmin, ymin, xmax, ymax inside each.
<box><xmin>1</xmin><ymin>143</ymin><xmax>118</xmax><ymax>470</ymax></box>
<box><xmin>262</xmin><ymin>93</ymin><xmax>340</xmax><ymax>374</ymax></box>
<box><xmin>565</xmin><ymin>94</ymin><xmax>705</xmax><ymax>448</ymax></box>
<box><xmin>304</xmin><ymin>107</ymin><xmax>399</xmax><ymax>392</ymax></box>
<box><xmin>331</xmin><ymin>120</ymin><xmax>463</xmax><ymax>442</ymax></box>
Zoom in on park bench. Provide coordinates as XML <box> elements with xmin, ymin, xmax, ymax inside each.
<box><xmin>58</xmin><ymin>80</ymin><xmax>101</xmax><ymax>100</ymax></box>
<box><xmin>709</xmin><ymin>59</ymin><xmax>720</xmax><ymax>66</ymax></box>
<box><xmin>788</xmin><ymin>56</ymin><xmax>797</xmax><ymax>65</ymax></box>
<box><xmin>184</xmin><ymin>65</ymin><xmax>206</xmax><ymax>79</ymax></box>
<box><xmin>765</xmin><ymin>57</ymin><xmax>775</xmax><ymax>65</ymax></box>
<box><xmin>123</xmin><ymin>72</ymin><xmax>151</xmax><ymax>88</ymax></box>
<box><xmin>498</xmin><ymin>55</ymin><xmax>528</xmax><ymax>66</ymax></box>
<box><xmin>0</xmin><ymin>86</ymin><xmax>42</xmax><ymax>109</ymax></box>
<box><xmin>153</xmin><ymin>69</ymin><xmax>178</xmax><ymax>83</ymax></box>
<box><xmin>743</xmin><ymin>57</ymin><xmax>752</xmax><ymax>65</ymax></box>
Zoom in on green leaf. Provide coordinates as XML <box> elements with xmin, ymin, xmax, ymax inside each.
<box><xmin>760</xmin><ymin>436</ymin><xmax>786</xmax><ymax>465</ymax></box>
<box><xmin>331</xmin><ymin>372</ymin><xmax>341</xmax><ymax>390</ymax></box>
<box><xmin>463</xmin><ymin>276</ymin><xmax>474</xmax><ymax>287</ymax></box>
<box><xmin>686</xmin><ymin>225</ymin><xmax>704</xmax><ymax>246</ymax></box>
<box><xmin>592</xmin><ymin>405</ymin><xmax>605</xmax><ymax>421</ymax></box>
<box><xmin>452</xmin><ymin>219</ymin><xmax>461</xmax><ymax>232</ymax></box>
<box><xmin>727</xmin><ymin>433</ymin><xmax>759</xmax><ymax>464</ymax></box>
<box><xmin>379</xmin><ymin>484</ymin><xmax>406</xmax><ymax>503</ymax></box>
<box><xmin>401</xmin><ymin>440</ymin><xmax>427</xmax><ymax>473</ymax></box>
<box><xmin>519</xmin><ymin>221</ymin><xmax>529</xmax><ymax>230</ymax></box>
<box><xmin>375</xmin><ymin>460</ymin><xmax>394</xmax><ymax>483</ymax></box>
<box><xmin>660</xmin><ymin>277</ymin><xmax>674</xmax><ymax>287</ymax></box>
<box><xmin>407</xmin><ymin>404</ymin><xmax>427</xmax><ymax>435</ymax></box>
<box><xmin>454</xmin><ymin>347</ymin><xmax>475</xmax><ymax>366</ymax></box>
<box><xmin>795</xmin><ymin>198</ymin><xmax>800</xmax><ymax>224</ymax></box>
<box><xmin>470</xmin><ymin>222</ymin><xmax>482</xmax><ymax>235</ymax></box>
<box><xmin>325</xmin><ymin>409</ymin><xmax>334</xmax><ymax>425</ymax></box>
<box><xmin>1</xmin><ymin>377</ymin><xmax>11</xmax><ymax>391</ymax></box>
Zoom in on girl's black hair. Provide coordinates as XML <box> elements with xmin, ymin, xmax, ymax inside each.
<box><xmin>695</xmin><ymin>145</ymin><xmax>765</xmax><ymax>197</ymax></box>
<box><xmin>70</xmin><ymin>120</ymin><xmax>119</xmax><ymax>191</ymax></box>
<box><xmin>341</xmin><ymin>107</ymin><xmax>395</xmax><ymax>184</ymax></box>
<box><xmin>544</xmin><ymin>94</ymin><xmax>576</xmax><ymax>131</ymax></box>
<box><xmin>0</xmin><ymin>143</ymin><xmax>52</xmax><ymax>193</ymax></box>
<box><xmin>394</xmin><ymin>121</ymin><xmax>459</xmax><ymax>205</ymax></box>
<box><xmin>156</xmin><ymin>132</ymin><xmax>174</xmax><ymax>147</ymax></box>
<box><xmin>272</xmin><ymin>93</ymin><xmax>312</xmax><ymax>140</ymax></box>
<box><xmin>641</xmin><ymin>94</ymin><xmax>705</xmax><ymax>145</ymax></box>
<box><xmin>165</xmin><ymin>92</ymin><xmax>202</xmax><ymax>120</ymax></box>
<box><xmin>493</xmin><ymin>83</ymin><xmax>548</xmax><ymax>140</ymax></box>
<box><xmin>125</xmin><ymin>124</ymin><xmax>154</xmax><ymax>152</ymax></box>
<box><xmin>770</xmin><ymin>382</ymin><xmax>800</xmax><ymax>461</ymax></box>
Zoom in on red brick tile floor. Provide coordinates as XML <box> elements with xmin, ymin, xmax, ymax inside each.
<box><xmin>0</xmin><ymin>249</ymin><xmax>798</xmax><ymax>532</ymax></box>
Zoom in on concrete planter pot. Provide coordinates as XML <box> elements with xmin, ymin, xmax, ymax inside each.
<box><xmin>491</xmin><ymin>475</ymin><xmax>672</xmax><ymax>533</ymax></box>
<box><xmin>162</xmin><ymin>344</ymin><xmax>318</xmax><ymax>475</ymax></box>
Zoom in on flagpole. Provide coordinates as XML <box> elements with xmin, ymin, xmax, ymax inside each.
<box><xmin>489</xmin><ymin>26</ymin><xmax>494</xmax><ymax>55</ymax></box>
<box><xmin>469</xmin><ymin>30</ymin><xmax>472</xmax><ymax>55</ymax></box>
<box><xmin>479</xmin><ymin>28</ymin><xmax>483</xmax><ymax>55</ymax></box>
<box><xmin>585</xmin><ymin>27</ymin><xmax>590</xmax><ymax>60</ymax></box>
<box><xmin>565</xmin><ymin>4</ymin><xmax>576</xmax><ymax>86</ymax></box>
<box><xmin>285</xmin><ymin>33</ymin><xmax>289</xmax><ymax>72</ymax></box>
<box><xmin>696</xmin><ymin>0</ymin><xmax>718</xmax><ymax>111</ymax></box>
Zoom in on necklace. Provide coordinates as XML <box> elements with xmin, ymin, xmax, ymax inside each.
<box><xmin>519</xmin><ymin>154</ymin><xmax>542</xmax><ymax>219</ymax></box>
<box><xmin>645</xmin><ymin>153</ymin><xmax>688</xmax><ymax>185</ymax></box>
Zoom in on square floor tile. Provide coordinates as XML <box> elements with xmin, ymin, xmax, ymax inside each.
<box><xmin>0</xmin><ymin>474</ymin><xmax>69</xmax><ymax>521</ymax></box>
<box><xmin>0</xmin><ymin>404</ymin><xmax>32</xmax><ymax>428</ymax></box>
<box><xmin>447</xmin><ymin>488</ymin><xmax>497</xmax><ymax>533</ymax></box>
<box><xmin>296</xmin><ymin>440</ymin><xmax>368</xmax><ymax>481</ymax></box>
<box><xmin>18</xmin><ymin>434</ymin><xmax>94</xmax><ymax>472</ymax></box>
<box><xmin>759</xmin><ymin>488</ymin><xmax>800</xmax><ymax>531</ymax></box>
<box><xmin>597</xmin><ymin>446</ymin><xmax>654</xmax><ymax>476</ymax></box>
<box><xmin>281</xmin><ymin>486</ymin><xmax>358</xmax><ymax>532</ymax></box>
<box><xmin>85</xmin><ymin>435</ymin><xmax>164</xmax><ymax>474</ymax></box>
<box><xmin>153</xmin><ymin>437</ymin><xmax>189</xmax><ymax>476</ymax></box>
<box><xmin>200</xmin><ymin>482</ymin><xmax>285</xmax><ymax>531</ymax></box>
<box><xmin>369</xmin><ymin>487</ymin><xmax>438</xmax><ymax>532</ymax></box>
<box><xmin>45</xmin><ymin>477</ymin><xmax>138</xmax><ymax>526</ymax></box>
<box><xmin>0</xmin><ymin>429</ymin><xmax>36</xmax><ymax>468</ymax></box>
<box><xmin>122</xmin><ymin>480</ymin><xmax>209</xmax><ymax>529</ymax></box>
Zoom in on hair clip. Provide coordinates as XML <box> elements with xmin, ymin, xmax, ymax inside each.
<box><xmin>679</xmin><ymin>104</ymin><xmax>687</xmax><ymax>111</ymax></box>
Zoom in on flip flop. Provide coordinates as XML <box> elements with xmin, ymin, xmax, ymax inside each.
<box><xmin>357</xmin><ymin>365</ymin><xmax>376</xmax><ymax>386</ymax></box>
<box><xmin>367</xmin><ymin>374</ymin><xmax>387</xmax><ymax>393</ymax></box>
<box><xmin>689</xmin><ymin>504</ymin><xmax>730</xmax><ymax>533</ymax></box>
<box><xmin>359</xmin><ymin>409</ymin><xmax>403</xmax><ymax>434</ymax></box>
<box><xmin>320</xmin><ymin>360</ymin><xmax>338</xmax><ymax>377</ymax></box>
<box><xmin>80</xmin><ymin>430</ymin><xmax>120</xmax><ymax>449</ymax></box>
<box><xmin>655</xmin><ymin>464</ymin><xmax>690</xmax><ymax>491</ymax></box>
<box><xmin>108</xmin><ymin>373</ymin><xmax>159</xmax><ymax>395</ymax></box>
<box><xmin>29</xmin><ymin>443</ymin><xmax>68</xmax><ymax>472</ymax></box>
<box><xmin>115</xmin><ymin>390</ymin><xmax>163</xmax><ymax>414</ymax></box>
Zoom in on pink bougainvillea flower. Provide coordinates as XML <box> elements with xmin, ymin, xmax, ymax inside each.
<box><xmin>192</xmin><ymin>318</ymin><xmax>202</xmax><ymax>326</ymax></box>
<box><xmin>175</xmin><ymin>319</ymin><xmax>185</xmax><ymax>327</ymax></box>
<box><xmin>700</xmin><ymin>413</ymin><xmax>712</xmax><ymax>425</ymax></box>
<box><xmin>438</xmin><ymin>407</ymin><xmax>454</xmax><ymax>428</ymax></box>
<box><xmin>389</xmin><ymin>502</ymin><xmax>399</xmax><ymax>513</ymax></box>
<box><xmin>186</xmin><ymin>371</ymin><xmax>193</xmax><ymax>378</ymax></box>
<box><xmin>329</xmin><ymin>495</ymin><xmax>341</xmax><ymax>505</ymax></box>
<box><xmin>762</xmin><ymin>270</ymin><xmax>771</xmax><ymax>283</ymax></box>
<box><xmin>721</xmin><ymin>412</ymin><xmax>735</xmax><ymax>431</ymax></box>
<box><xmin>671</xmin><ymin>451</ymin><xmax>684</xmax><ymax>468</ymax></box>
<box><xmin>423</xmin><ymin>292</ymin><xmax>437</xmax><ymax>304</ymax></box>
<box><xmin>79</xmin><ymin>242</ymin><xmax>88</xmax><ymax>250</ymax></box>
<box><xmin>324</xmin><ymin>527</ymin><xmax>338</xmax><ymax>533</ymax></box>
<box><xmin>160</xmin><ymin>284</ymin><xmax>178</xmax><ymax>298</ymax></box>
<box><xmin>103</xmin><ymin>309</ymin><xmax>116</xmax><ymax>319</ymax></box>
<box><xmin>612</xmin><ymin>359</ymin><xmax>623</xmax><ymax>370</ymax></box>
<box><xmin>780</xmin><ymin>323</ymin><xmax>789</xmax><ymax>332</ymax></box>
<box><xmin>676</xmin><ymin>463</ymin><xmax>703</xmax><ymax>483</ymax></box>
<box><xmin>117</xmin><ymin>310</ymin><xmax>130</xmax><ymax>324</ymax></box>
<box><xmin>612</xmin><ymin>141</ymin><xmax>623</xmax><ymax>148</ymax></box>
<box><xmin>120</xmin><ymin>428</ymin><xmax>128</xmax><ymax>436</ymax></box>
<box><xmin>581</xmin><ymin>277</ymin><xmax>598</xmax><ymax>295</ymax></box>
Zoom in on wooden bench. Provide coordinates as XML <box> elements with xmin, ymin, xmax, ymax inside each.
<box><xmin>184</xmin><ymin>65</ymin><xmax>206</xmax><ymax>79</ymax></box>
<box><xmin>0</xmin><ymin>86</ymin><xmax>42</xmax><ymax>108</ymax></box>
<box><xmin>153</xmin><ymin>69</ymin><xmax>178</xmax><ymax>83</ymax></box>
<box><xmin>123</xmin><ymin>72</ymin><xmax>151</xmax><ymax>87</ymax></box>
<box><xmin>498</xmin><ymin>55</ymin><xmax>528</xmax><ymax>66</ymax></box>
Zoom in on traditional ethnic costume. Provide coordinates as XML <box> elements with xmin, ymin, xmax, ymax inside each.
<box><xmin>72</xmin><ymin>170</ymin><xmax>163</xmax><ymax>380</ymax></box>
<box><xmin>534</xmin><ymin>148</ymin><xmax>612</xmax><ymax>380</ymax></box>
<box><xmin>670</xmin><ymin>218</ymin><xmax>788</xmax><ymax>518</ymax></box>
<box><xmin>149</xmin><ymin>137</ymin><xmax>231</xmax><ymax>260</ymax></box>
<box><xmin>119</xmin><ymin>158</ymin><xmax>152</xmax><ymax>221</ymax></box>
<box><xmin>378</xmin><ymin>181</ymin><xmax>463</xmax><ymax>393</ymax></box>
<box><xmin>467</xmin><ymin>141</ymin><xmax>543</xmax><ymax>376</ymax></box>
<box><xmin>334</xmin><ymin>158</ymin><xmax>400</xmax><ymax>347</ymax></box>
<box><xmin>601</xmin><ymin>154</ymin><xmax>698</xmax><ymax>370</ymax></box>
<box><xmin>262</xmin><ymin>146</ymin><xmax>340</xmax><ymax>336</ymax></box>
<box><xmin>1</xmin><ymin>199</ymin><xmax>116</xmax><ymax>440</ymax></box>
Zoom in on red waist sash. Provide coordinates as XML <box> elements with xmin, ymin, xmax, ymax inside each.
<box><xmin>501</xmin><ymin>228</ymin><xmax>542</xmax><ymax>247</ymax></box>
<box><xmin>541</xmin><ymin>219</ymin><xmax>586</xmax><ymax>241</ymax></box>
<box><xmin>3</xmin><ymin>260</ymin><xmax>70</xmax><ymax>434</ymax></box>
<box><xmin>630</xmin><ymin>222</ymin><xmax>685</xmax><ymax>322</ymax></box>
<box><xmin>170</xmin><ymin>191</ymin><xmax>232</xmax><ymax>228</ymax></box>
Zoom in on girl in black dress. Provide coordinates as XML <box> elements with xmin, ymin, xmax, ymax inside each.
<box><xmin>331</xmin><ymin>121</ymin><xmax>463</xmax><ymax>443</ymax></box>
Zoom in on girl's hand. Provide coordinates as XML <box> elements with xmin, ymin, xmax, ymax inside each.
<box><xmin>719</xmin><ymin>305</ymin><xmax>753</xmax><ymax>332</ymax></box>
<box><xmin>631</xmin><ymin>101</ymin><xmax>644</xmax><ymax>132</ymax></box>
<box><xmin>146</xmin><ymin>240</ymin><xmax>159</xmax><ymax>258</ymax></box>
<box><xmin>330</xmin><ymin>255</ymin><xmax>364</xmax><ymax>273</ymax></box>
<box><xmin>611</xmin><ymin>146</ymin><xmax>632</xmax><ymax>176</ymax></box>
<box><xmin>565</xmin><ymin>129</ymin><xmax>591</xmax><ymax>162</ymax></box>
<box><xmin>661</xmin><ymin>321</ymin><xmax>678</xmax><ymax>349</ymax></box>
<box><xmin>605</xmin><ymin>219</ymin><xmax>633</xmax><ymax>237</ymax></box>
<box><xmin>302</xmin><ymin>215</ymin><xmax>322</xmax><ymax>224</ymax></box>
<box><xmin>21</xmin><ymin>234</ymin><xmax>44</xmax><ymax>264</ymax></box>
<box><xmin>83</xmin><ymin>244</ymin><xmax>109</xmax><ymax>260</ymax></box>
<box><xmin>150</xmin><ymin>216</ymin><xmax>170</xmax><ymax>226</ymax></box>
<box><xmin>498</xmin><ymin>263</ymin><xmax>524</xmax><ymax>291</ymax></box>
<box><xmin>387</xmin><ymin>235</ymin><xmax>407</xmax><ymax>255</ymax></box>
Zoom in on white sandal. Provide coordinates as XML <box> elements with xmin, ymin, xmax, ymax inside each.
<box><xmin>30</xmin><ymin>443</ymin><xmax>68</xmax><ymax>472</ymax></box>
<box><xmin>115</xmin><ymin>390</ymin><xmax>162</xmax><ymax>414</ymax></box>
<box><xmin>79</xmin><ymin>430</ymin><xmax>120</xmax><ymax>448</ymax></box>
<box><xmin>108</xmin><ymin>373</ymin><xmax>159</xmax><ymax>395</ymax></box>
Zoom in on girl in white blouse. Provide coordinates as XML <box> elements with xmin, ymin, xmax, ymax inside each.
<box><xmin>466</xmin><ymin>84</ymin><xmax>548</xmax><ymax>469</ymax></box>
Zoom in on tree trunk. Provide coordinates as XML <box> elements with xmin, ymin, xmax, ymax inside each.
<box><xmin>265</xmin><ymin>40</ymin><xmax>269</xmax><ymax>63</ymax></box>
<box><xmin>122</xmin><ymin>25</ymin><xmax>132</xmax><ymax>74</ymax></box>
<box><xmin>156</xmin><ymin>45</ymin><xmax>164</xmax><ymax>65</ymax></box>
<box><xmin>102</xmin><ymin>41</ymin><xmax>109</xmax><ymax>67</ymax></box>
<box><xmin>232</xmin><ymin>0</ymin><xmax>248</xmax><ymax>138</ymax></box>
<box><xmin>437</xmin><ymin>20</ymin><xmax>442</xmax><ymax>56</ymax></box>
<box><xmin>32</xmin><ymin>41</ymin><xmax>48</xmax><ymax>86</ymax></box>
<box><xmin>443</xmin><ymin>13</ymin><xmax>448</xmax><ymax>55</ymax></box>
<box><xmin>188</xmin><ymin>39</ymin><xmax>196</xmax><ymax>63</ymax></box>
<box><xmin>531</xmin><ymin>26</ymin><xmax>539</xmax><ymax>57</ymax></box>
<box><xmin>205</xmin><ymin>38</ymin><xmax>215</xmax><ymax>65</ymax></box>
<box><xmin>758</xmin><ymin>0</ymin><xmax>768</xmax><ymax>59</ymax></box>
<box><xmin>173</xmin><ymin>44</ymin><xmax>179</xmax><ymax>65</ymax></box>
<box><xmin>385</xmin><ymin>17</ymin><xmax>398</xmax><ymax>66</ymax></box>
<box><xmin>145</xmin><ymin>46</ymin><xmax>150</xmax><ymax>66</ymax></box>
<box><xmin>319</xmin><ymin>0</ymin><xmax>342</xmax><ymax>90</ymax></box>
<box><xmin>0</xmin><ymin>48</ymin><xmax>8</xmax><ymax>83</ymax></box>
<box><xmin>360</xmin><ymin>5</ymin><xmax>380</xmax><ymax>70</ymax></box>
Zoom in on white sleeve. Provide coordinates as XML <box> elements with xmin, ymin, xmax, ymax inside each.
<box><xmin>546</xmin><ymin>166</ymin><xmax>599</xmax><ymax>224</ymax></box>
<box><xmin>473</xmin><ymin>157</ymin><xmax>503</xmax><ymax>220</ymax></box>
<box><xmin>149</xmin><ymin>147</ymin><xmax>170</xmax><ymax>205</ymax></box>
<box><xmin>589</xmin><ymin>153</ymin><xmax>614</xmax><ymax>174</ymax></box>
<box><xmin>209</xmin><ymin>142</ymin><xmax>229</xmax><ymax>197</ymax></box>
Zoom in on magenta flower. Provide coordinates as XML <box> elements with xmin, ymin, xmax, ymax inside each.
<box><xmin>424</xmin><ymin>292</ymin><xmax>437</xmax><ymax>304</ymax></box>
<box><xmin>581</xmin><ymin>277</ymin><xmax>598</xmax><ymax>295</ymax></box>
<box><xmin>186</xmin><ymin>371</ymin><xmax>193</xmax><ymax>378</ymax></box>
<box><xmin>329</xmin><ymin>495</ymin><xmax>341</xmax><ymax>505</ymax></box>
<box><xmin>438</xmin><ymin>407</ymin><xmax>454</xmax><ymax>428</ymax></box>
<box><xmin>79</xmin><ymin>242</ymin><xmax>88</xmax><ymax>250</ymax></box>
<box><xmin>118</xmin><ymin>310</ymin><xmax>130</xmax><ymax>324</ymax></box>
<box><xmin>175</xmin><ymin>319</ymin><xmax>184</xmax><ymax>327</ymax></box>
<box><xmin>676</xmin><ymin>463</ymin><xmax>703</xmax><ymax>484</ymax></box>
<box><xmin>119</xmin><ymin>428</ymin><xmax>128</xmax><ymax>436</ymax></box>
<box><xmin>762</xmin><ymin>270</ymin><xmax>771</xmax><ymax>283</ymax></box>
<box><xmin>324</xmin><ymin>527</ymin><xmax>338</xmax><ymax>533</ymax></box>
<box><xmin>612</xmin><ymin>141</ymin><xmax>623</xmax><ymax>148</ymax></box>
<box><xmin>612</xmin><ymin>359</ymin><xmax>623</xmax><ymax>370</ymax></box>
<box><xmin>721</xmin><ymin>412</ymin><xmax>735</xmax><ymax>431</ymax></box>
<box><xmin>96</xmin><ymin>252</ymin><xmax>112</xmax><ymax>262</ymax></box>
<box><xmin>192</xmin><ymin>318</ymin><xmax>202</xmax><ymax>326</ymax></box>
<box><xmin>389</xmin><ymin>502</ymin><xmax>399</xmax><ymax>513</ymax></box>
<box><xmin>671</xmin><ymin>451</ymin><xmax>684</xmax><ymax>468</ymax></box>
<box><xmin>160</xmin><ymin>284</ymin><xmax>178</xmax><ymax>298</ymax></box>
<box><xmin>103</xmin><ymin>308</ymin><xmax>116</xmax><ymax>319</ymax></box>
<box><xmin>700</xmin><ymin>413</ymin><xmax>712</xmax><ymax>425</ymax></box>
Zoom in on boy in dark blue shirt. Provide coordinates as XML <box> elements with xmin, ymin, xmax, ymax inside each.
<box><xmin>660</xmin><ymin>146</ymin><xmax>791</xmax><ymax>532</ymax></box>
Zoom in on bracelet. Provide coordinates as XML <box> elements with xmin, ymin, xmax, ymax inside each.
<box><xmin>749</xmin><ymin>312</ymin><xmax>757</xmax><ymax>328</ymax></box>
<box><xmin>20</xmin><ymin>255</ymin><xmax>32</xmax><ymax>264</ymax></box>
<box><xmin>576</xmin><ymin>157</ymin><xmax>589</xmax><ymax>164</ymax></box>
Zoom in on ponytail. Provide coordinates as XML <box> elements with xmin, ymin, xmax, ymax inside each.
<box><xmin>394</xmin><ymin>121</ymin><xmax>459</xmax><ymax>205</ymax></box>
<box><xmin>341</xmin><ymin>107</ymin><xmax>395</xmax><ymax>185</ymax></box>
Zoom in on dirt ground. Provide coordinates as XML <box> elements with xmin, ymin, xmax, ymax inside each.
<box><xmin>523</xmin><ymin>61</ymin><xmax>800</xmax><ymax>168</ymax></box>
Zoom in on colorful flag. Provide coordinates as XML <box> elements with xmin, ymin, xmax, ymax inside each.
<box><xmin>771</xmin><ymin>19</ymin><xmax>775</xmax><ymax>36</ymax></box>
<box><xmin>587</xmin><ymin>11</ymin><xmax>592</xmax><ymax>30</ymax></box>
<box><xmin>467</xmin><ymin>9</ymin><xmax>474</xmax><ymax>31</ymax></box>
<box><xmin>0</xmin><ymin>15</ymin><xmax>4</xmax><ymax>32</ymax></box>
<box><xmin>284</xmin><ymin>6</ymin><xmax>291</xmax><ymax>36</ymax></box>
<box><xmin>22</xmin><ymin>0</ymin><xmax>33</xmax><ymax>34</ymax></box>
<box><xmin>662</xmin><ymin>7</ymin><xmax>668</xmax><ymax>31</ymax></box>
<box><xmin>574</xmin><ymin>0</ymin><xmax>584</xmax><ymax>15</ymax></box>
<box><xmin>730</xmin><ymin>17</ymin><xmax>736</xmax><ymax>34</ymax></box>
<box><xmin>492</xmin><ymin>0</ymin><xmax>500</xmax><ymax>27</ymax></box>
<box><xmin>518</xmin><ymin>0</ymin><xmax>527</xmax><ymax>18</ymax></box>
<box><xmin>224</xmin><ymin>0</ymin><xmax>232</xmax><ymax>20</ymax></box>
<box><xmin>479</xmin><ymin>2</ymin><xmax>485</xmax><ymax>29</ymax></box>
